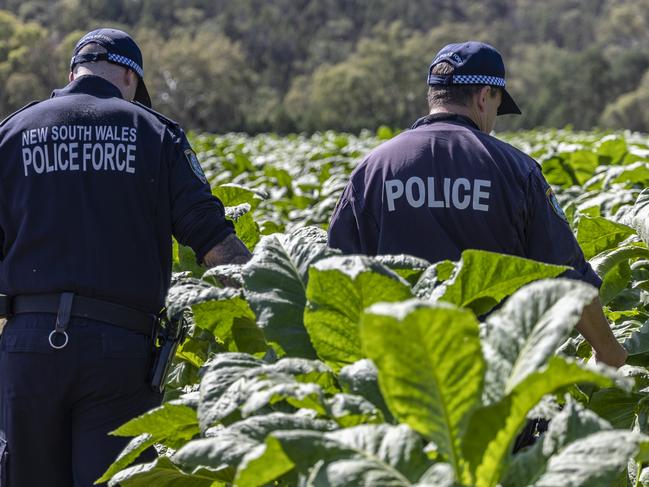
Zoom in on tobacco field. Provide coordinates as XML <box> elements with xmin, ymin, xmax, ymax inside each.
<box><xmin>101</xmin><ymin>129</ymin><xmax>649</xmax><ymax>486</ymax></box>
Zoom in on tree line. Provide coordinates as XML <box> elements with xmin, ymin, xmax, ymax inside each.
<box><xmin>1</xmin><ymin>0</ymin><xmax>649</xmax><ymax>133</ymax></box>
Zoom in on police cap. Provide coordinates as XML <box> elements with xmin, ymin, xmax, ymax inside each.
<box><xmin>70</xmin><ymin>28</ymin><xmax>152</xmax><ymax>108</ymax></box>
<box><xmin>427</xmin><ymin>41</ymin><xmax>521</xmax><ymax>116</ymax></box>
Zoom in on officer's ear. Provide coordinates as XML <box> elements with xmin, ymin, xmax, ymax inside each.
<box><xmin>69</xmin><ymin>71</ymin><xmax>75</xmax><ymax>82</ymax></box>
<box><xmin>476</xmin><ymin>86</ymin><xmax>492</xmax><ymax>113</ymax></box>
<box><xmin>122</xmin><ymin>68</ymin><xmax>137</xmax><ymax>87</ymax></box>
<box><xmin>121</xmin><ymin>68</ymin><xmax>139</xmax><ymax>101</ymax></box>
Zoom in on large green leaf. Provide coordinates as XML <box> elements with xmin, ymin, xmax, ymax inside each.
<box><xmin>242</xmin><ymin>226</ymin><xmax>338</xmax><ymax>358</ymax></box>
<box><xmin>588</xmin><ymin>387</ymin><xmax>646</xmax><ymax>429</ymax></box>
<box><xmin>307</xmin><ymin>458</ymin><xmax>412</xmax><ymax>486</ymax></box>
<box><xmin>213</xmin><ymin>183</ymin><xmax>265</xmax><ymax>211</ymax></box>
<box><xmin>203</xmin><ymin>370</ymin><xmax>357</xmax><ymax>426</ymax></box>
<box><xmin>198</xmin><ymin>355</ymin><xmax>338</xmax><ymax>431</ymax></box>
<box><xmin>619</xmin><ymin>189</ymin><xmax>649</xmax><ymax>246</ymax></box>
<box><xmin>235</xmin><ymin>424</ymin><xmax>432</xmax><ymax>487</ymax></box>
<box><xmin>463</xmin><ymin>357</ymin><xmax>625</xmax><ymax>487</ymax></box>
<box><xmin>375</xmin><ymin>254</ymin><xmax>430</xmax><ymax>286</ymax></box>
<box><xmin>501</xmin><ymin>399</ymin><xmax>612</xmax><ymax>487</ymax></box>
<box><xmin>202</xmin><ymin>264</ymin><xmax>244</xmax><ymax>288</ymax></box>
<box><xmin>542</xmin><ymin>150</ymin><xmax>599</xmax><ymax>188</ymax></box>
<box><xmin>263</xmin><ymin>358</ymin><xmax>338</xmax><ymax>393</ymax></box>
<box><xmin>566</xmin><ymin>150</ymin><xmax>601</xmax><ymax>185</ymax></box>
<box><xmin>434</xmin><ymin>250</ymin><xmax>569</xmax><ymax>316</ymax></box>
<box><xmin>225</xmin><ymin>203</ymin><xmax>260</xmax><ymax>250</ymax></box>
<box><xmin>576</xmin><ymin>216</ymin><xmax>635</xmax><ymax>260</ymax></box>
<box><xmin>173</xmin><ymin>240</ymin><xmax>205</xmax><ymax>277</ymax></box>
<box><xmin>597</xmin><ymin>136</ymin><xmax>628</xmax><ymax>166</ymax></box>
<box><xmin>590</xmin><ymin>244</ymin><xmax>649</xmax><ymax>304</ymax></box>
<box><xmin>238</xmin><ymin>376</ymin><xmax>328</xmax><ymax>417</ymax></box>
<box><xmin>234</xmin><ymin>434</ymin><xmax>296</xmax><ymax>487</ymax></box>
<box><xmin>623</xmin><ymin>321</ymin><xmax>649</xmax><ymax>363</ymax></box>
<box><xmin>604</xmin><ymin>162</ymin><xmax>649</xmax><ymax>188</ymax></box>
<box><xmin>107</xmin><ymin>456</ymin><xmax>223</xmax><ymax>487</ymax></box>
<box><xmin>198</xmin><ymin>353</ymin><xmax>265</xmax><ymax>431</ymax></box>
<box><xmin>415</xmin><ymin>463</ymin><xmax>458</xmax><ymax>487</ymax></box>
<box><xmin>481</xmin><ymin>279</ymin><xmax>598</xmax><ymax>404</ymax></box>
<box><xmin>325</xmin><ymin>393</ymin><xmax>384</xmax><ymax>427</ymax></box>
<box><xmin>328</xmin><ymin>424</ymin><xmax>432</xmax><ymax>480</ymax></box>
<box><xmin>166</xmin><ymin>280</ymin><xmax>265</xmax><ymax>354</ymax></box>
<box><xmin>304</xmin><ymin>255</ymin><xmax>412</xmax><ymax>371</ymax></box>
<box><xmin>97</xmin><ymin>434</ymin><xmax>157</xmax><ymax>484</ymax></box>
<box><xmin>532</xmin><ymin>430</ymin><xmax>649</xmax><ymax>487</ymax></box>
<box><xmin>339</xmin><ymin>359</ymin><xmax>392</xmax><ymax>422</ymax></box>
<box><xmin>542</xmin><ymin>156</ymin><xmax>580</xmax><ymax>188</ymax></box>
<box><xmin>360</xmin><ymin>300</ymin><xmax>483</xmax><ymax>477</ymax></box>
<box><xmin>172</xmin><ymin>413</ymin><xmax>336</xmax><ymax>477</ymax></box>
<box><xmin>111</xmin><ymin>402</ymin><xmax>199</xmax><ymax>449</ymax></box>
<box><xmin>412</xmin><ymin>260</ymin><xmax>456</xmax><ymax>299</ymax></box>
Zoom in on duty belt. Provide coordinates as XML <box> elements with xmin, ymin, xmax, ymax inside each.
<box><xmin>0</xmin><ymin>293</ymin><xmax>158</xmax><ymax>339</ymax></box>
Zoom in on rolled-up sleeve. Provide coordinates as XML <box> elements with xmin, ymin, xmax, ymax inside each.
<box><xmin>524</xmin><ymin>167</ymin><xmax>601</xmax><ymax>288</ymax></box>
<box><xmin>168</xmin><ymin>129</ymin><xmax>234</xmax><ymax>261</ymax></box>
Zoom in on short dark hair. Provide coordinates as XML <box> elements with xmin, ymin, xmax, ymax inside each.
<box><xmin>427</xmin><ymin>61</ymin><xmax>501</xmax><ymax>110</ymax></box>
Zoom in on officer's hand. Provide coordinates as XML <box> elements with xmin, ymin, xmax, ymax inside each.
<box><xmin>593</xmin><ymin>343</ymin><xmax>628</xmax><ymax>369</ymax></box>
<box><xmin>203</xmin><ymin>233</ymin><xmax>252</xmax><ymax>268</ymax></box>
<box><xmin>576</xmin><ymin>297</ymin><xmax>627</xmax><ymax>369</ymax></box>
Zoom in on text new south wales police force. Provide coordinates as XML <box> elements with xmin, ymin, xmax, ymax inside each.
<box><xmin>21</xmin><ymin>125</ymin><xmax>138</xmax><ymax>176</ymax></box>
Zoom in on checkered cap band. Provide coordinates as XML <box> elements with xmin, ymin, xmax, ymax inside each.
<box><xmin>107</xmin><ymin>53</ymin><xmax>144</xmax><ymax>78</ymax></box>
<box><xmin>452</xmin><ymin>75</ymin><xmax>505</xmax><ymax>87</ymax></box>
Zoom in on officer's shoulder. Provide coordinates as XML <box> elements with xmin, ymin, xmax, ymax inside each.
<box><xmin>0</xmin><ymin>100</ymin><xmax>42</xmax><ymax>128</ymax></box>
<box><xmin>130</xmin><ymin>101</ymin><xmax>184</xmax><ymax>133</ymax></box>
<box><xmin>482</xmin><ymin>132</ymin><xmax>541</xmax><ymax>171</ymax></box>
<box><xmin>366</xmin><ymin>130</ymin><xmax>421</xmax><ymax>156</ymax></box>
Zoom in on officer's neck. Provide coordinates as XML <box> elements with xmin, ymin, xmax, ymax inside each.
<box><xmin>429</xmin><ymin>106</ymin><xmax>485</xmax><ymax>133</ymax></box>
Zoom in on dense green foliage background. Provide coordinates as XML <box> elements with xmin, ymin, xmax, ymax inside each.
<box><xmin>2</xmin><ymin>0</ymin><xmax>649</xmax><ymax>133</ymax></box>
<box><xmin>91</xmin><ymin>128</ymin><xmax>649</xmax><ymax>486</ymax></box>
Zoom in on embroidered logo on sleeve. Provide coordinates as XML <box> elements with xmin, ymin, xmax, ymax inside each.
<box><xmin>546</xmin><ymin>187</ymin><xmax>568</xmax><ymax>223</ymax></box>
<box><xmin>185</xmin><ymin>149</ymin><xmax>208</xmax><ymax>184</ymax></box>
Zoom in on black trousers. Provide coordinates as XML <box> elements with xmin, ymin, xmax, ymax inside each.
<box><xmin>0</xmin><ymin>313</ymin><xmax>162</xmax><ymax>486</ymax></box>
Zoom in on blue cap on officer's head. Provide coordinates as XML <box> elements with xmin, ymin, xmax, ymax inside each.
<box><xmin>70</xmin><ymin>28</ymin><xmax>152</xmax><ymax>108</ymax></box>
<box><xmin>427</xmin><ymin>41</ymin><xmax>521</xmax><ymax>116</ymax></box>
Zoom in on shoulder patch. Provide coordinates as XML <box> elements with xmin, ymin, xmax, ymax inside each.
<box><xmin>0</xmin><ymin>101</ymin><xmax>41</xmax><ymax>128</ymax></box>
<box><xmin>546</xmin><ymin>187</ymin><xmax>568</xmax><ymax>223</ymax></box>
<box><xmin>185</xmin><ymin>148</ymin><xmax>208</xmax><ymax>184</ymax></box>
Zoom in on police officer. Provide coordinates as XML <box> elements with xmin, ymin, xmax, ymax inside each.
<box><xmin>0</xmin><ymin>29</ymin><xmax>251</xmax><ymax>486</ymax></box>
<box><xmin>329</xmin><ymin>41</ymin><xmax>627</xmax><ymax>368</ymax></box>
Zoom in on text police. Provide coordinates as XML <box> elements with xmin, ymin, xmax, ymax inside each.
<box><xmin>384</xmin><ymin>176</ymin><xmax>491</xmax><ymax>211</ymax></box>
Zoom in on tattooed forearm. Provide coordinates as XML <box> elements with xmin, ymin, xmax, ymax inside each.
<box><xmin>203</xmin><ymin>233</ymin><xmax>252</xmax><ymax>267</ymax></box>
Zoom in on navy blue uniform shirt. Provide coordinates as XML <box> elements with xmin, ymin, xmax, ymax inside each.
<box><xmin>0</xmin><ymin>75</ymin><xmax>234</xmax><ymax>313</ymax></box>
<box><xmin>329</xmin><ymin>113</ymin><xmax>601</xmax><ymax>287</ymax></box>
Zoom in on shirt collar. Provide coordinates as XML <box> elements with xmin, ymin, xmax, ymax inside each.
<box><xmin>410</xmin><ymin>112</ymin><xmax>480</xmax><ymax>131</ymax></box>
<box><xmin>51</xmin><ymin>75</ymin><xmax>124</xmax><ymax>100</ymax></box>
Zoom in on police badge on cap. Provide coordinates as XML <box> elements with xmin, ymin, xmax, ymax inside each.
<box><xmin>70</xmin><ymin>28</ymin><xmax>152</xmax><ymax>108</ymax></box>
